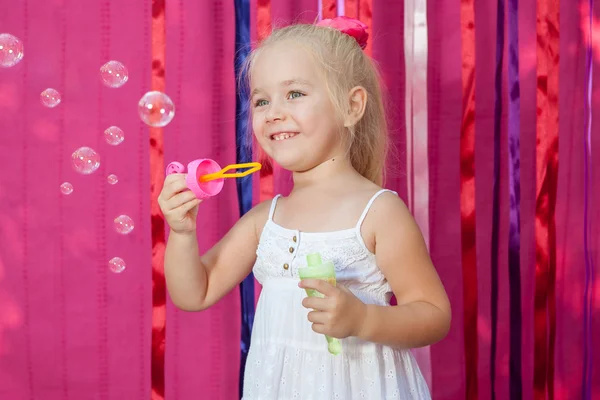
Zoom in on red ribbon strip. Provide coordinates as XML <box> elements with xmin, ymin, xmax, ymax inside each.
<box><xmin>323</xmin><ymin>0</ymin><xmax>337</xmax><ymax>19</ymax></box>
<box><xmin>533</xmin><ymin>1</ymin><xmax>559</xmax><ymax>399</ymax></box>
<box><xmin>459</xmin><ymin>0</ymin><xmax>478</xmax><ymax>398</ymax></box>
<box><xmin>150</xmin><ymin>0</ymin><xmax>167</xmax><ymax>399</ymax></box>
<box><xmin>344</xmin><ymin>0</ymin><xmax>372</xmax><ymax>55</ymax></box>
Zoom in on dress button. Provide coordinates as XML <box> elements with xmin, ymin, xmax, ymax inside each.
<box><xmin>283</xmin><ymin>263</ymin><xmax>289</xmax><ymax>270</ymax></box>
<box><xmin>293</xmin><ymin>235</ymin><xmax>297</xmax><ymax>243</ymax></box>
<box><xmin>289</xmin><ymin>247</ymin><xmax>294</xmax><ymax>253</ymax></box>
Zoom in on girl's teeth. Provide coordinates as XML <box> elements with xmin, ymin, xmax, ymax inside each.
<box><xmin>273</xmin><ymin>132</ymin><xmax>297</xmax><ymax>141</ymax></box>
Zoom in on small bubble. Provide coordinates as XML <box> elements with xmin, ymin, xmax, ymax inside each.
<box><xmin>138</xmin><ymin>91</ymin><xmax>175</xmax><ymax>127</ymax></box>
<box><xmin>71</xmin><ymin>147</ymin><xmax>100</xmax><ymax>174</ymax></box>
<box><xmin>114</xmin><ymin>215</ymin><xmax>134</xmax><ymax>235</ymax></box>
<box><xmin>107</xmin><ymin>174</ymin><xmax>118</xmax><ymax>185</ymax></box>
<box><xmin>108</xmin><ymin>257</ymin><xmax>126</xmax><ymax>273</ymax></box>
<box><xmin>100</xmin><ymin>61</ymin><xmax>129</xmax><ymax>88</ymax></box>
<box><xmin>60</xmin><ymin>182</ymin><xmax>73</xmax><ymax>195</ymax></box>
<box><xmin>104</xmin><ymin>126</ymin><xmax>124</xmax><ymax>146</ymax></box>
<box><xmin>0</xmin><ymin>33</ymin><xmax>24</xmax><ymax>68</ymax></box>
<box><xmin>40</xmin><ymin>88</ymin><xmax>61</xmax><ymax>108</ymax></box>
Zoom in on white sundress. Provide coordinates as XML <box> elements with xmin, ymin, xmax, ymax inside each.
<box><xmin>242</xmin><ymin>189</ymin><xmax>431</xmax><ymax>400</ymax></box>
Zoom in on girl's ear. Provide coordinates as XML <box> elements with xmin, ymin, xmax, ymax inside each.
<box><xmin>344</xmin><ymin>86</ymin><xmax>367</xmax><ymax>127</ymax></box>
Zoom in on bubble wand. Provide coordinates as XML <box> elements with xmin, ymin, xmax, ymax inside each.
<box><xmin>166</xmin><ymin>159</ymin><xmax>262</xmax><ymax>199</ymax></box>
<box><xmin>199</xmin><ymin>162</ymin><xmax>262</xmax><ymax>182</ymax></box>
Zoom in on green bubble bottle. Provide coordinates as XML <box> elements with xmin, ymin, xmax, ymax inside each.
<box><xmin>298</xmin><ymin>252</ymin><xmax>342</xmax><ymax>356</ymax></box>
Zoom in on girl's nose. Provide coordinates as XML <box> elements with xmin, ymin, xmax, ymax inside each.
<box><xmin>265</xmin><ymin>103</ymin><xmax>285</xmax><ymax>122</ymax></box>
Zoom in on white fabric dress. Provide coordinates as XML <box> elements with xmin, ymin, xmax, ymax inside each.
<box><xmin>242</xmin><ymin>189</ymin><xmax>431</xmax><ymax>400</ymax></box>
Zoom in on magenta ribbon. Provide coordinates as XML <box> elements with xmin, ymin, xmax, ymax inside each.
<box><xmin>583</xmin><ymin>1</ymin><xmax>594</xmax><ymax>399</ymax></box>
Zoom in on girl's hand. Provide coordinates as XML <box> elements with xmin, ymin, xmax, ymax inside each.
<box><xmin>158</xmin><ymin>174</ymin><xmax>202</xmax><ymax>234</ymax></box>
<box><xmin>299</xmin><ymin>279</ymin><xmax>367</xmax><ymax>339</ymax></box>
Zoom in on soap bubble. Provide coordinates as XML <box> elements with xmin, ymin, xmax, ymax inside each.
<box><xmin>114</xmin><ymin>215</ymin><xmax>134</xmax><ymax>235</ymax></box>
<box><xmin>100</xmin><ymin>61</ymin><xmax>128</xmax><ymax>88</ymax></box>
<box><xmin>138</xmin><ymin>91</ymin><xmax>175</xmax><ymax>127</ymax></box>
<box><xmin>72</xmin><ymin>146</ymin><xmax>100</xmax><ymax>174</ymax></box>
<box><xmin>40</xmin><ymin>88</ymin><xmax>61</xmax><ymax>108</ymax></box>
<box><xmin>108</xmin><ymin>257</ymin><xmax>126</xmax><ymax>273</ymax></box>
<box><xmin>60</xmin><ymin>182</ymin><xmax>73</xmax><ymax>195</ymax></box>
<box><xmin>107</xmin><ymin>174</ymin><xmax>118</xmax><ymax>185</ymax></box>
<box><xmin>104</xmin><ymin>126</ymin><xmax>124</xmax><ymax>145</ymax></box>
<box><xmin>0</xmin><ymin>33</ymin><xmax>24</xmax><ymax>67</ymax></box>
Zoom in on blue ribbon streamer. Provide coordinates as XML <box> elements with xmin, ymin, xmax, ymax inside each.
<box><xmin>507</xmin><ymin>0</ymin><xmax>523</xmax><ymax>397</ymax></box>
<box><xmin>490</xmin><ymin>1</ymin><xmax>505</xmax><ymax>398</ymax></box>
<box><xmin>491</xmin><ymin>2</ymin><xmax>525</xmax><ymax>397</ymax></box>
<box><xmin>233</xmin><ymin>0</ymin><xmax>254</xmax><ymax>397</ymax></box>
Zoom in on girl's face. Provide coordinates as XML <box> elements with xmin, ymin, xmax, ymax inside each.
<box><xmin>250</xmin><ymin>41</ymin><xmax>346</xmax><ymax>172</ymax></box>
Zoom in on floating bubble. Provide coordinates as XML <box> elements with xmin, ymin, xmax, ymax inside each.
<box><xmin>138</xmin><ymin>91</ymin><xmax>175</xmax><ymax>128</ymax></box>
<box><xmin>108</xmin><ymin>257</ymin><xmax>126</xmax><ymax>273</ymax></box>
<box><xmin>100</xmin><ymin>61</ymin><xmax>128</xmax><ymax>88</ymax></box>
<box><xmin>0</xmin><ymin>33</ymin><xmax>24</xmax><ymax>68</ymax></box>
<box><xmin>60</xmin><ymin>182</ymin><xmax>73</xmax><ymax>195</ymax></box>
<box><xmin>104</xmin><ymin>126</ymin><xmax>124</xmax><ymax>145</ymax></box>
<box><xmin>72</xmin><ymin>146</ymin><xmax>100</xmax><ymax>175</ymax></box>
<box><xmin>114</xmin><ymin>215</ymin><xmax>134</xmax><ymax>235</ymax></box>
<box><xmin>40</xmin><ymin>88</ymin><xmax>61</xmax><ymax>108</ymax></box>
<box><xmin>107</xmin><ymin>174</ymin><xmax>118</xmax><ymax>185</ymax></box>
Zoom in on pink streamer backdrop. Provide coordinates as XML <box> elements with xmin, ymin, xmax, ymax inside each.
<box><xmin>0</xmin><ymin>1</ymin><xmax>153</xmax><ymax>398</ymax></box>
<box><xmin>162</xmin><ymin>1</ymin><xmax>240</xmax><ymax>399</ymax></box>
<box><xmin>0</xmin><ymin>0</ymin><xmax>598</xmax><ymax>399</ymax></box>
<box><xmin>403</xmin><ymin>0</ymin><xmax>432</xmax><ymax>389</ymax></box>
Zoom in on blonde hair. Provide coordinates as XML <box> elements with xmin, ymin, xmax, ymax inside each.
<box><xmin>242</xmin><ymin>23</ymin><xmax>389</xmax><ymax>186</ymax></box>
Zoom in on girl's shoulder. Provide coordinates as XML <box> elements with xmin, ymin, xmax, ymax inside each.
<box><xmin>243</xmin><ymin>198</ymin><xmax>274</xmax><ymax>239</ymax></box>
<box><xmin>358</xmin><ymin>189</ymin><xmax>409</xmax><ymax>252</ymax></box>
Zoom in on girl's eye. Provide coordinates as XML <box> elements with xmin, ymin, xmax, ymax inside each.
<box><xmin>288</xmin><ymin>91</ymin><xmax>304</xmax><ymax>100</ymax></box>
<box><xmin>254</xmin><ymin>99</ymin><xmax>268</xmax><ymax>107</ymax></box>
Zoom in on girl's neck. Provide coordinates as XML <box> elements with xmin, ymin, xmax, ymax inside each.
<box><xmin>291</xmin><ymin>156</ymin><xmax>362</xmax><ymax>193</ymax></box>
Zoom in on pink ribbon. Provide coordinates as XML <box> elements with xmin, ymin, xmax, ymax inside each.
<box><xmin>404</xmin><ymin>0</ymin><xmax>432</xmax><ymax>391</ymax></box>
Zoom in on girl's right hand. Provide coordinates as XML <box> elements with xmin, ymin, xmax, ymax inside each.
<box><xmin>158</xmin><ymin>174</ymin><xmax>202</xmax><ymax>234</ymax></box>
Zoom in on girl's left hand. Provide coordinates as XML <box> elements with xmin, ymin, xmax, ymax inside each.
<box><xmin>299</xmin><ymin>279</ymin><xmax>367</xmax><ymax>339</ymax></box>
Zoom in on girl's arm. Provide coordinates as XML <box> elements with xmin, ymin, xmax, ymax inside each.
<box><xmin>165</xmin><ymin>200</ymin><xmax>270</xmax><ymax>311</ymax></box>
<box><xmin>356</xmin><ymin>193</ymin><xmax>451</xmax><ymax>349</ymax></box>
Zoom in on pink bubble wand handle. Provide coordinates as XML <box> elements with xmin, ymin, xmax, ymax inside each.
<box><xmin>165</xmin><ymin>159</ymin><xmax>224</xmax><ymax>200</ymax></box>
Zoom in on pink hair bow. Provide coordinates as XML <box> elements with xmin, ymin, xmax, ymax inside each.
<box><xmin>316</xmin><ymin>16</ymin><xmax>369</xmax><ymax>49</ymax></box>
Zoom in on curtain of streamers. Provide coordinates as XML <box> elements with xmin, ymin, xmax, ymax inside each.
<box><xmin>2</xmin><ymin>1</ymin><xmax>600</xmax><ymax>400</ymax></box>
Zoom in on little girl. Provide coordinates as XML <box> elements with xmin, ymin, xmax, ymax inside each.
<box><xmin>159</xmin><ymin>16</ymin><xmax>450</xmax><ymax>399</ymax></box>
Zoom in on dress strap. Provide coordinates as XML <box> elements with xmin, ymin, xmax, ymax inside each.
<box><xmin>268</xmin><ymin>194</ymin><xmax>282</xmax><ymax>221</ymax></box>
<box><xmin>355</xmin><ymin>189</ymin><xmax>397</xmax><ymax>229</ymax></box>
